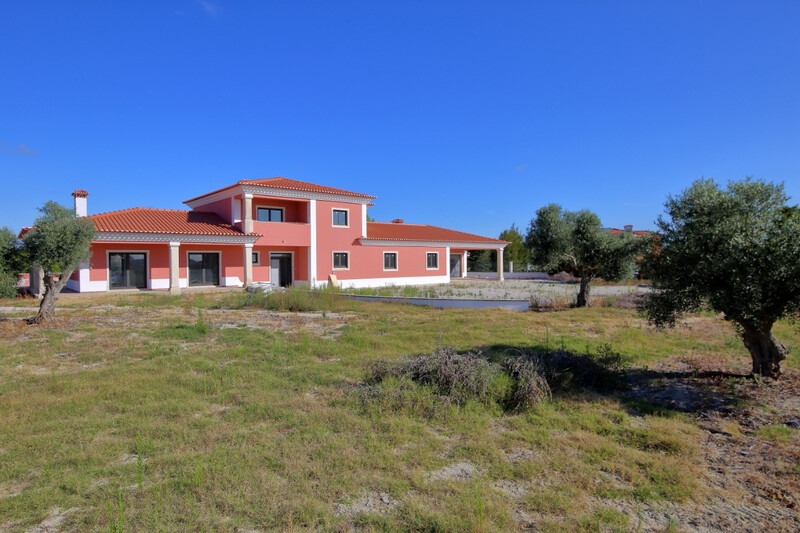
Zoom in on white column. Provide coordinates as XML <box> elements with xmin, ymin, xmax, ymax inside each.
<box><xmin>497</xmin><ymin>248</ymin><xmax>504</xmax><ymax>281</ymax></box>
<box><xmin>446</xmin><ymin>246</ymin><xmax>451</xmax><ymax>278</ymax></box>
<box><xmin>308</xmin><ymin>199</ymin><xmax>317</xmax><ymax>287</ymax></box>
<box><xmin>361</xmin><ymin>204</ymin><xmax>367</xmax><ymax>237</ymax></box>
<box><xmin>243</xmin><ymin>194</ymin><xmax>254</xmax><ymax>234</ymax></box>
<box><xmin>169</xmin><ymin>241</ymin><xmax>180</xmax><ymax>293</ymax></box>
<box><xmin>243</xmin><ymin>243</ymin><xmax>253</xmax><ymax>286</ymax></box>
<box><xmin>462</xmin><ymin>251</ymin><xmax>468</xmax><ymax>278</ymax></box>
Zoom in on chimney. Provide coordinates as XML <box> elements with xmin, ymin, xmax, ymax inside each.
<box><xmin>623</xmin><ymin>224</ymin><xmax>633</xmax><ymax>233</ymax></box>
<box><xmin>391</xmin><ymin>218</ymin><xmax>404</xmax><ymax>224</ymax></box>
<box><xmin>72</xmin><ymin>189</ymin><xmax>89</xmax><ymax>217</ymax></box>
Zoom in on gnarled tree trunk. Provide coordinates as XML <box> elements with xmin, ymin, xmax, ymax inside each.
<box><xmin>576</xmin><ymin>275</ymin><xmax>592</xmax><ymax>307</ymax></box>
<box><xmin>27</xmin><ymin>270</ymin><xmax>72</xmax><ymax>324</ymax></box>
<box><xmin>742</xmin><ymin>325</ymin><xmax>787</xmax><ymax>377</ymax></box>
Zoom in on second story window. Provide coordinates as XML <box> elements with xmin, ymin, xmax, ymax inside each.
<box><xmin>332</xmin><ymin>209</ymin><xmax>348</xmax><ymax>227</ymax></box>
<box><xmin>257</xmin><ymin>207</ymin><xmax>284</xmax><ymax>222</ymax></box>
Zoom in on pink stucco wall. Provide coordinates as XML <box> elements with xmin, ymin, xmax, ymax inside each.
<box><xmin>88</xmin><ymin>242</ymin><xmax>171</xmax><ymax>282</ymax></box>
<box><xmin>193</xmin><ymin>197</ymin><xmax>233</xmax><ymax>222</ymax></box>
<box><xmin>314</xmin><ymin>201</ymin><xmax>446</xmax><ymax>281</ymax></box>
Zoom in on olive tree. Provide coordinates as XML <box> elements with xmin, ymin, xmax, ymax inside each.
<box><xmin>641</xmin><ymin>178</ymin><xmax>800</xmax><ymax>377</ymax></box>
<box><xmin>498</xmin><ymin>223</ymin><xmax>530</xmax><ymax>272</ymax></box>
<box><xmin>22</xmin><ymin>201</ymin><xmax>95</xmax><ymax>323</ymax></box>
<box><xmin>526</xmin><ymin>204</ymin><xmax>639</xmax><ymax>307</ymax></box>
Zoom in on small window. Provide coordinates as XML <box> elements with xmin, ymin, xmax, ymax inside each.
<box><xmin>332</xmin><ymin>209</ymin><xmax>348</xmax><ymax>227</ymax></box>
<box><xmin>426</xmin><ymin>252</ymin><xmax>438</xmax><ymax>269</ymax></box>
<box><xmin>257</xmin><ymin>207</ymin><xmax>284</xmax><ymax>222</ymax></box>
<box><xmin>383</xmin><ymin>252</ymin><xmax>398</xmax><ymax>270</ymax></box>
<box><xmin>333</xmin><ymin>252</ymin><xmax>349</xmax><ymax>269</ymax></box>
<box><xmin>252</xmin><ymin>252</ymin><xmax>260</xmax><ymax>265</ymax></box>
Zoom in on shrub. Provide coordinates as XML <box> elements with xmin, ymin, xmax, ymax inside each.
<box><xmin>0</xmin><ymin>269</ymin><xmax>17</xmax><ymax>299</ymax></box>
<box><xmin>548</xmin><ymin>271</ymin><xmax>579</xmax><ymax>283</ymax></box>
<box><xmin>363</xmin><ymin>345</ymin><xmax>627</xmax><ymax>415</ymax></box>
<box><xmin>529</xmin><ymin>293</ymin><xmax>555</xmax><ymax>311</ymax></box>
<box><xmin>368</xmin><ymin>347</ymin><xmax>502</xmax><ymax>406</ymax></box>
<box><xmin>502</xmin><ymin>356</ymin><xmax>552</xmax><ymax>411</ymax></box>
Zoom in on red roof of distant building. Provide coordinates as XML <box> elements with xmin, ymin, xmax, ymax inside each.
<box><xmin>606</xmin><ymin>228</ymin><xmax>651</xmax><ymax>237</ymax></box>
<box><xmin>89</xmin><ymin>208</ymin><xmax>250</xmax><ymax>236</ymax></box>
<box><xmin>184</xmin><ymin>177</ymin><xmax>375</xmax><ymax>203</ymax></box>
<box><xmin>364</xmin><ymin>222</ymin><xmax>506</xmax><ymax>245</ymax></box>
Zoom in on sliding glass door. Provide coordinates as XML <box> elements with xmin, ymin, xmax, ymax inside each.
<box><xmin>109</xmin><ymin>253</ymin><xmax>147</xmax><ymax>289</ymax></box>
<box><xmin>188</xmin><ymin>253</ymin><xmax>220</xmax><ymax>286</ymax></box>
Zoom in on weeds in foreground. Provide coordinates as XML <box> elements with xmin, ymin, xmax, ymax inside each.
<box><xmin>107</xmin><ymin>491</ymin><xmax>124</xmax><ymax>533</ymax></box>
<box><xmin>362</xmin><ymin>345</ymin><xmax>627</xmax><ymax>416</ymax></box>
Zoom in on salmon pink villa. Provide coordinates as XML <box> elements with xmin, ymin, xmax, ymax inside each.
<box><xmin>54</xmin><ymin>178</ymin><xmax>507</xmax><ymax>293</ymax></box>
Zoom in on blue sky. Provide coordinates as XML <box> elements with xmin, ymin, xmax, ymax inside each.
<box><xmin>2</xmin><ymin>1</ymin><xmax>798</xmax><ymax>237</ymax></box>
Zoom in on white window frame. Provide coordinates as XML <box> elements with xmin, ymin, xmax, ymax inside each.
<box><xmin>383</xmin><ymin>251</ymin><xmax>398</xmax><ymax>271</ymax></box>
<box><xmin>426</xmin><ymin>251</ymin><xmax>439</xmax><ymax>270</ymax></box>
<box><xmin>252</xmin><ymin>251</ymin><xmax>260</xmax><ymax>266</ymax></box>
<box><xmin>256</xmin><ymin>206</ymin><xmax>285</xmax><ymax>222</ymax></box>
<box><xmin>332</xmin><ymin>208</ymin><xmax>350</xmax><ymax>228</ymax></box>
<box><xmin>332</xmin><ymin>251</ymin><xmax>350</xmax><ymax>270</ymax></box>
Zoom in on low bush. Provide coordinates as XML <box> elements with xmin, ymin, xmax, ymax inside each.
<box><xmin>0</xmin><ymin>269</ymin><xmax>17</xmax><ymax>300</ymax></box>
<box><xmin>548</xmin><ymin>271</ymin><xmax>579</xmax><ymax>283</ymax></box>
<box><xmin>502</xmin><ymin>356</ymin><xmax>552</xmax><ymax>410</ymax></box>
<box><xmin>529</xmin><ymin>293</ymin><xmax>555</xmax><ymax>311</ymax></box>
<box><xmin>368</xmin><ymin>347</ymin><xmax>504</xmax><ymax>406</ymax></box>
<box><xmin>363</xmin><ymin>345</ymin><xmax>627</xmax><ymax>414</ymax></box>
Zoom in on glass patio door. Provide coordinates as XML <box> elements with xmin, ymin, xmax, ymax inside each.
<box><xmin>188</xmin><ymin>253</ymin><xmax>220</xmax><ymax>286</ymax></box>
<box><xmin>109</xmin><ymin>253</ymin><xmax>147</xmax><ymax>289</ymax></box>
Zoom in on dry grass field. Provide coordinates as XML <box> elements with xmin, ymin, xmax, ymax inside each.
<box><xmin>0</xmin><ymin>289</ymin><xmax>798</xmax><ymax>532</ymax></box>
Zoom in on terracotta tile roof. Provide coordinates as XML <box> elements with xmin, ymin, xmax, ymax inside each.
<box><xmin>364</xmin><ymin>222</ymin><xmax>506</xmax><ymax>245</ymax></box>
<box><xmin>185</xmin><ymin>177</ymin><xmax>375</xmax><ymax>203</ymax></box>
<box><xmin>606</xmin><ymin>228</ymin><xmax>652</xmax><ymax>237</ymax></box>
<box><xmin>89</xmin><ymin>208</ymin><xmax>250</xmax><ymax>236</ymax></box>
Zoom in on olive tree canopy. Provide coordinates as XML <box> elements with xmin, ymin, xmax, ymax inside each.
<box><xmin>526</xmin><ymin>204</ymin><xmax>639</xmax><ymax>307</ymax></box>
<box><xmin>641</xmin><ymin>178</ymin><xmax>800</xmax><ymax>377</ymax></box>
<box><xmin>22</xmin><ymin>201</ymin><xmax>95</xmax><ymax>323</ymax></box>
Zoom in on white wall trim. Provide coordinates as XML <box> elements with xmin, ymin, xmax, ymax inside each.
<box><xmin>184</xmin><ymin>185</ymin><xmax>243</xmax><ymax>209</ymax></box>
<box><xmin>241</xmin><ymin>185</ymin><xmax>373</xmax><ymax>205</ymax></box>
<box><xmin>360</xmin><ymin>239</ymin><xmax>507</xmax><ymax>249</ymax></box>
<box><xmin>222</xmin><ymin>276</ymin><xmax>244</xmax><ymax>287</ymax></box>
<box><xmin>150</xmin><ymin>278</ymin><xmax>170</xmax><ymax>290</ymax></box>
<box><xmin>94</xmin><ymin>232</ymin><xmax>259</xmax><ymax>244</ymax></box>
<box><xmin>186</xmin><ymin>184</ymin><xmax>372</xmax><ymax>207</ymax></box>
<box><xmin>77</xmin><ymin>263</ymin><xmax>108</xmax><ymax>292</ymax></box>
<box><xmin>309</xmin><ymin>199</ymin><xmax>317</xmax><ymax>286</ymax></box>
<box><xmin>361</xmin><ymin>204</ymin><xmax>367</xmax><ymax>237</ymax></box>
<box><xmin>315</xmin><ymin>274</ymin><xmax>450</xmax><ymax>289</ymax></box>
<box><xmin>232</xmin><ymin>196</ymin><xmax>242</xmax><ymax>224</ymax></box>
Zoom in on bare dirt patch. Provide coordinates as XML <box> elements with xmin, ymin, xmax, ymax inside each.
<box><xmin>622</xmin><ymin>359</ymin><xmax>800</xmax><ymax>531</ymax></box>
<box><xmin>426</xmin><ymin>462</ymin><xmax>479</xmax><ymax>482</ymax></box>
<box><xmin>334</xmin><ymin>491</ymin><xmax>400</xmax><ymax>516</ymax></box>
<box><xmin>24</xmin><ymin>507</ymin><xmax>80</xmax><ymax>533</ymax></box>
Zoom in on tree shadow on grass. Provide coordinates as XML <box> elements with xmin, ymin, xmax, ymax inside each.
<box><xmin>469</xmin><ymin>343</ymin><xmax>750</xmax><ymax>416</ymax></box>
